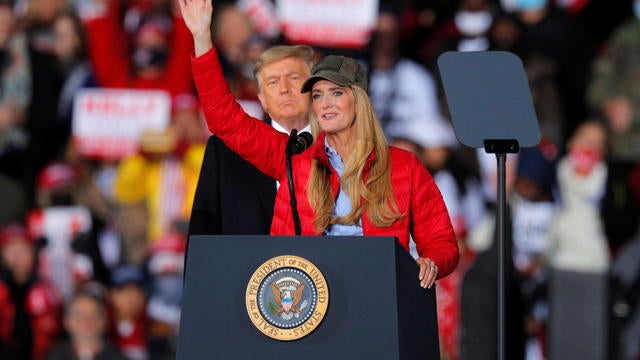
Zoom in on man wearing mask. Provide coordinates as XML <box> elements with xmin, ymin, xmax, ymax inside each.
<box><xmin>421</xmin><ymin>0</ymin><xmax>495</xmax><ymax>67</ymax></box>
<box><xmin>189</xmin><ymin>44</ymin><xmax>313</xmax><ymax>236</ymax></box>
<box><xmin>84</xmin><ymin>0</ymin><xmax>193</xmax><ymax>96</ymax></box>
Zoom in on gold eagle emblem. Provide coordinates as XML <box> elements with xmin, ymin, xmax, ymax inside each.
<box><xmin>271</xmin><ymin>277</ymin><xmax>305</xmax><ymax>315</ymax></box>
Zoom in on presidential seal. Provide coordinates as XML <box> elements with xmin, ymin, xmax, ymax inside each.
<box><xmin>245</xmin><ymin>255</ymin><xmax>329</xmax><ymax>341</ymax></box>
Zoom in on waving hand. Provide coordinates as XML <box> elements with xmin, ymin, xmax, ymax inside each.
<box><xmin>177</xmin><ymin>0</ymin><xmax>214</xmax><ymax>56</ymax></box>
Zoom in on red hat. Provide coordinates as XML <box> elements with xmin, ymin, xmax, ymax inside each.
<box><xmin>148</xmin><ymin>232</ymin><xmax>186</xmax><ymax>275</ymax></box>
<box><xmin>37</xmin><ymin>163</ymin><xmax>78</xmax><ymax>191</ymax></box>
<box><xmin>149</xmin><ymin>232</ymin><xmax>186</xmax><ymax>255</ymax></box>
<box><xmin>136</xmin><ymin>15</ymin><xmax>172</xmax><ymax>42</ymax></box>
<box><xmin>0</xmin><ymin>223</ymin><xmax>32</xmax><ymax>247</ymax></box>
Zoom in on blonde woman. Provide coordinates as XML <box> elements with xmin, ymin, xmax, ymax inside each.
<box><xmin>178</xmin><ymin>0</ymin><xmax>459</xmax><ymax>288</ymax></box>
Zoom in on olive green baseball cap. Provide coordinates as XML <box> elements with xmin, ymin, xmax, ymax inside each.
<box><xmin>301</xmin><ymin>55</ymin><xmax>368</xmax><ymax>93</ymax></box>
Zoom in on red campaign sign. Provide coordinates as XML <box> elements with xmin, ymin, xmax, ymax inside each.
<box><xmin>280</xmin><ymin>23</ymin><xmax>371</xmax><ymax>48</ymax></box>
<box><xmin>276</xmin><ymin>0</ymin><xmax>378</xmax><ymax>49</ymax></box>
<box><xmin>72</xmin><ymin>89</ymin><xmax>171</xmax><ymax>160</ymax></box>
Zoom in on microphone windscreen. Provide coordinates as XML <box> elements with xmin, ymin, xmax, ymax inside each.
<box><xmin>298</xmin><ymin>132</ymin><xmax>313</xmax><ymax>150</ymax></box>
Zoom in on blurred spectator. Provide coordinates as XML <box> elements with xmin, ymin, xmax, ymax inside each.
<box><xmin>0</xmin><ymin>222</ymin><xmax>62</xmax><ymax>360</ymax></box>
<box><xmin>366</xmin><ymin>6</ymin><xmax>443</xmax><ymax>143</ymax></box>
<box><xmin>609</xmin><ymin>164</ymin><xmax>640</xmax><ymax>359</ymax></box>
<box><xmin>421</xmin><ymin>0</ymin><xmax>495</xmax><ymax>69</ymax></box>
<box><xmin>212</xmin><ymin>3</ymin><xmax>259</xmax><ymax>102</ymax></box>
<box><xmin>547</xmin><ymin>121</ymin><xmax>608</xmax><ymax>272</ymax></box>
<box><xmin>32</xmin><ymin>141</ymin><xmax>113</xmax><ymax>298</ymax></box>
<box><xmin>19</xmin><ymin>0</ymin><xmax>66</xmax><ymax>54</ymax></box>
<box><xmin>511</xmin><ymin>140</ymin><xmax>558</xmax><ymax>359</ymax></box>
<box><xmin>525</xmin><ymin>52</ymin><xmax>567</xmax><ymax>149</ymax></box>
<box><xmin>170</xmin><ymin>93</ymin><xmax>208</xmax><ymax>151</ymax></box>
<box><xmin>588</xmin><ymin>3</ymin><xmax>640</xmax><ymax>162</ymax></box>
<box><xmin>52</xmin><ymin>10</ymin><xmax>96</xmax><ymax>135</ymax></box>
<box><xmin>391</xmin><ymin>116</ymin><xmax>483</xmax><ymax>238</ymax></box>
<box><xmin>510</xmin><ymin>0</ymin><xmax>593</xmax><ymax>141</ymax></box>
<box><xmin>46</xmin><ymin>283</ymin><xmax>127</xmax><ymax>360</ymax></box>
<box><xmin>113</xmin><ymin>109</ymin><xmax>204</xmax><ymax>262</ymax></box>
<box><xmin>84</xmin><ymin>0</ymin><xmax>194</xmax><ymax>97</ymax></box>
<box><xmin>610</xmin><ymin>232</ymin><xmax>640</xmax><ymax>360</ymax></box>
<box><xmin>547</xmin><ymin>120</ymin><xmax>610</xmax><ymax>359</ymax></box>
<box><xmin>488</xmin><ymin>10</ymin><xmax>568</xmax><ymax>148</ymax></box>
<box><xmin>512</xmin><ymin>141</ymin><xmax>557</xmax><ymax>268</ymax></box>
<box><xmin>146</xmin><ymin>232</ymin><xmax>185</xmax><ymax>360</ymax></box>
<box><xmin>108</xmin><ymin>265</ymin><xmax>148</xmax><ymax>360</ymax></box>
<box><xmin>111</xmin><ymin>92</ymin><xmax>203</xmax><ymax>263</ymax></box>
<box><xmin>35</xmin><ymin>160</ymin><xmax>81</xmax><ymax>208</ymax></box>
<box><xmin>488</xmin><ymin>11</ymin><xmax>526</xmax><ymax>56</ymax></box>
<box><xmin>0</xmin><ymin>0</ymin><xmax>31</xmax><ymax>182</ymax></box>
<box><xmin>588</xmin><ymin>1</ymin><xmax>640</xmax><ymax>251</ymax></box>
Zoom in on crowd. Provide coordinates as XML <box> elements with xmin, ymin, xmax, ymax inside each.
<box><xmin>0</xmin><ymin>0</ymin><xmax>638</xmax><ymax>359</ymax></box>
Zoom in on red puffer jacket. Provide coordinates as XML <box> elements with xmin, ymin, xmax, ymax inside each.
<box><xmin>192</xmin><ymin>47</ymin><xmax>459</xmax><ymax>278</ymax></box>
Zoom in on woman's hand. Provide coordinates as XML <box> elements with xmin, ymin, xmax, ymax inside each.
<box><xmin>176</xmin><ymin>0</ymin><xmax>213</xmax><ymax>56</ymax></box>
<box><xmin>416</xmin><ymin>257</ymin><xmax>438</xmax><ymax>289</ymax></box>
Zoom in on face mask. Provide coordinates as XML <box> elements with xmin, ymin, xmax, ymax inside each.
<box><xmin>515</xmin><ymin>0</ymin><xmax>548</xmax><ymax>10</ymax></box>
<box><xmin>133</xmin><ymin>47</ymin><xmax>168</xmax><ymax>70</ymax></box>
<box><xmin>568</xmin><ymin>148</ymin><xmax>601</xmax><ymax>175</ymax></box>
<box><xmin>455</xmin><ymin>10</ymin><xmax>493</xmax><ymax>37</ymax></box>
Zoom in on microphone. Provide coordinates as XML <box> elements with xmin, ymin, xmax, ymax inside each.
<box><xmin>287</xmin><ymin>130</ymin><xmax>313</xmax><ymax>155</ymax></box>
<box><xmin>285</xmin><ymin>129</ymin><xmax>313</xmax><ymax>235</ymax></box>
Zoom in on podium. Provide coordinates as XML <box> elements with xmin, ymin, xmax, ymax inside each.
<box><xmin>177</xmin><ymin>235</ymin><xmax>440</xmax><ymax>359</ymax></box>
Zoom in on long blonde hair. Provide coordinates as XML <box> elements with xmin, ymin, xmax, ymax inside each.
<box><xmin>307</xmin><ymin>86</ymin><xmax>402</xmax><ymax>232</ymax></box>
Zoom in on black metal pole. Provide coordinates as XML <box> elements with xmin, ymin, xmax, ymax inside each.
<box><xmin>286</xmin><ymin>130</ymin><xmax>302</xmax><ymax>236</ymax></box>
<box><xmin>484</xmin><ymin>139</ymin><xmax>518</xmax><ymax>360</ymax></box>
<box><xmin>496</xmin><ymin>152</ymin><xmax>507</xmax><ymax>360</ymax></box>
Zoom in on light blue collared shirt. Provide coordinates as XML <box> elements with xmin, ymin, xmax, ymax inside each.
<box><xmin>323</xmin><ymin>139</ymin><xmax>363</xmax><ymax>236</ymax></box>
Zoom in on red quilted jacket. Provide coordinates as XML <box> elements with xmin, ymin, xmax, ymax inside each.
<box><xmin>192</xmin><ymin>48</ymin><xmax>459</xmax><ymax>278</ymax></box>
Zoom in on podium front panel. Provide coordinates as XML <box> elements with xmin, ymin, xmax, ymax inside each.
<box><xmin>177</xmin><ymin>235</ymin><xmax>438</xmax><ymax>359</ymax></box>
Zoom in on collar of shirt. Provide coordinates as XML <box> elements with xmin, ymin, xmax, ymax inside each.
<box><xmin>272</xmin><ymin>120</ymin><xmax>311</xmax><ymax>190</ymax></box>
<box><xmin>271</xmin><ymin>119</ymin><xmax>311</xmax><ymax>135</ymax></box>
<box><xmin>323</xmin><ymin>138</ymin><xmax>363</xmax><ymax>236</ymax></box>
<box><xmin>324</xmin><ymin>138</ymin><xmax>345</xmax><ymax>177</ymax></box>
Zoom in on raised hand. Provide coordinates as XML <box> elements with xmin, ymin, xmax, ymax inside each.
<box><xmin>176</xmin><ymin>0</ymin><xmax>213</xmax><ymax>56</ymax></box>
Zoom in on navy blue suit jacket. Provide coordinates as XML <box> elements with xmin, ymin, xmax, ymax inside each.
<box><xmin>188</xmin><ymin>133</ymin><xmax>276</xmax><ymax>236</ymax></box>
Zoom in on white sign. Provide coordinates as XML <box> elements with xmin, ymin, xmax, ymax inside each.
<box><xmin>72</xmin><ymin>89</ymin><xmax>171</xmax><ymax>159</ymax></box>
<box><xmin>276</xmin><ymin>0</ymin><xmax>378</xmax><ymax>48</ymax></box>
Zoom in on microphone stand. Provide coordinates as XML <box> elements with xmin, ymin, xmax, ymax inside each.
<box><xmin>286</xmin><ymin>129</ymin><xmax>303</xmax><ymax>235</ymax></box>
